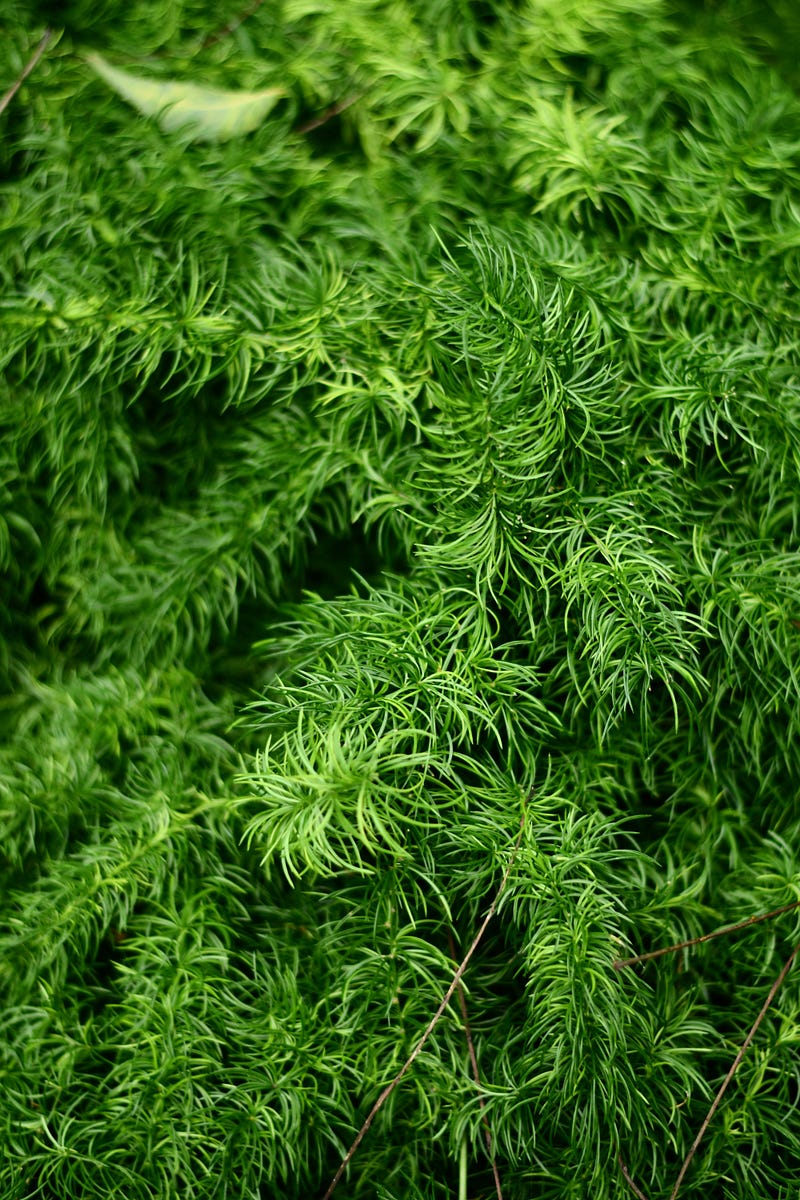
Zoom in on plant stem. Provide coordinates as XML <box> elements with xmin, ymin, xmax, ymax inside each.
<box><xmin>613</xmin><ymin>901</ymin><xmax>800</xmax><ymax>971</ymax></box>
<box><xmin>668</xmin><ymin>939</ymin><xmax>800</xmax><ymax>1200</ymax></box>
<box><xmin>618</xmin><ymin>1153</ymin><xmax>650</xmax><ymax>1200</ymax></box>
<box><xmin>0</xmin><ymin>28</ymin><xmax>52</xmax><ymax>117</ymax></box>
<box><xmin>319</xmin><ymin>813</ymin><xmax>525</xmax><ymax>1200</ymax></box>
<box><xmin>200</xmin><ymin>0</ymin><xmax>266</xmax><ymax>48</ymax></box>
<box><xmin>448</xmin><ymin>928</ymin><xmax>503</xmax><ymax>1200</ymax></box>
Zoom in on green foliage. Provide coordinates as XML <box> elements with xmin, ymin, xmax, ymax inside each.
<box><xmin>1</xmin><ymin>0</ymin><xmax>800</xmax><ymax>1197</ymax></box>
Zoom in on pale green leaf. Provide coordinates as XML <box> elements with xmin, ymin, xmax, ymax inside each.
<box><xmin>86</xmin><ymin>54</ymin><xmax>286</xmax><ymax>142</ymax></box>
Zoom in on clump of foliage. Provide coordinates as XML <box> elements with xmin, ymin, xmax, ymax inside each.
<box><xmin>1</xmin><ymin>1</ymin><xmax>800</xmax><ymax>1197</ymax></box>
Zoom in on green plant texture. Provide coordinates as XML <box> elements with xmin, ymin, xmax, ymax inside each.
<box><xmin>2</xmin><ymin>1</ymin><xmax>800</xmax><ymax>1197</ymax></box>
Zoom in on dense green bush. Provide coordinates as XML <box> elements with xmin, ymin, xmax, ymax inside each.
<box><xmin>1</xmin><ymin>1</ymin><xmax>800</xmax><ymax>1197</ymax></box>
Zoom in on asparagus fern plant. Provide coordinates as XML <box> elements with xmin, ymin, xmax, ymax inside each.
<box><xmin>1</xmin><ymin>1</ymin><xmax>800</xmax><ymax>1197</ymax></box>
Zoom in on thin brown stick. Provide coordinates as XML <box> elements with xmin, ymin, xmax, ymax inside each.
<box><xmin>612</xmin><ymin>900</ymin><xmax>800</xmax><ymax>971</ymax></box>
<box><xmin>320</xmin><ymin>813</ymin><xmax>526</xmax><ymax>1200</ymax></box>
<box><xmin>618</xmin><ymin>1153</ymin><xmax>650</xmax><ymax>1200</ymax></box>
<box><xmin>200</xmin><ymin>0</ymin><xmax>266</xmax><ymax>49</ymax></box>
<box><xmin>0</xmin><ymin>28</ymin><xmax>52</xmax><ymax>118</ymax></box>
<box><xmin>667</xmin><ymin>938</ymin><xmax>800</xmax><ymax>1200</ymax></box>
<box><xmin>296</xmin><ymin>93</ymin><xmax>361</xmax><ymax>135</ymax></box>
<box><xmin>448</xmin><ymin>929</ymin><xmax>503</xmax><ymax>1200</ymax></box>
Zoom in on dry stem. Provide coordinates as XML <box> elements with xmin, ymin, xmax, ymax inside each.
<box><xmin>200</xmin><ymin>0</ymin><xmax>266</xmax><ymax>49</ymax></box>
<box><xmin>667</xmin><ymin>938</ymin><xmax>800</xmax><ymax>1200</ymax></box>
<box><xmin>448</xmin><ymin>928</ymin><xmax>503</xmax><ymax>1200</ymax></box>
<box><xmin>613</xmin><ymin>901</ymin><xmax>800</xmax><ymax>971</ymax></box>
<box><xmin>320</xmin><ymin>812</ymin><xmax>525</xmax><ymax>1200</ymax></box>
<box><xmin>0</xmin><ymin>28</ymin><xmax>52</xmax><ymax>118</ymax></box>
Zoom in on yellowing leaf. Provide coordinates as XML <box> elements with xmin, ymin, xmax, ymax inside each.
<box><xmin>86</xmin><ymin>53</ymin><xmax>285</xmax><ymax>142</ymax></box>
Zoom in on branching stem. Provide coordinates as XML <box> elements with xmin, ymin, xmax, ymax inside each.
<box><xmin>448</xmin><ymin>928</ymin><xmax>504</xmax><ymax>1200</ymax></box>
<box><xmin>619</xmin><ymin>915</ymin><xmax>800</xmax><ymax>1200</ymax></box>
<box><xmin>667</xmin><ymin>938</ymin><xmax>800</xmax><ymax>1200</ymax></box>
<box><xmin>613</xmin><ymin>900</ymin><xmax>800</xmax><ymax>970</ymax></box>
<box><xmin>319</xmin><ymin>812</ymin><xmax>525</xmax><ymax>1200</ymax></box>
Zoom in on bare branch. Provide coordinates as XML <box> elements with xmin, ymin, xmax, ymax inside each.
<box><xmin>296</xmin><ymin>94</ymin><xmax>361</xmax><ymax>135</ymax></box>
<box><xmin>618</xmin><ymin>1153</ymin><xmax>650</xmax><ymax>1200</ymax></box>
<box><xmin>667</xmin><ymin>938</ymin><xmax>800</xmax><ymax>1200</ymax></box>
<box><xmin>0</xmin><ymin>29</ymin><xmax>52</xmax><ymax>118</ymax></box>
<box><xmin>448</xmin><ymin>928</ymin><xmax>503</xmax><ymax>1200</ymax></box>
<box><xmin>613</xmin><ymin>901</ymin><xmax>800</xmax><ymax>971</ymax></box>
<box><xmin>200</xmin><ymin>0</ymin><xmax>266</xmax><ymax>49</ymax></box>
<box><xmin>320</xmin><ymin>811</ymin><xmax>526</xmax><ymax>1200</ymax></box>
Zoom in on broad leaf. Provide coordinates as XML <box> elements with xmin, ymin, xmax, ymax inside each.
<box><xmin>87</xmin><ymin>53</ymin><xmax>285</xmax><ymax>141</ymax></box>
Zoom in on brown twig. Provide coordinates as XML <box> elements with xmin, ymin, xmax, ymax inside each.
<box><xmin>200</xmin><ymin>0</ymin><xmax>266</xmax><ymax>49</ymax></box>
<box><xmin>0</xmin><ymin>28</ymin><xmax>52</xmax><ymax>118</ymax></box>
<box><xmin>448</xmin><ymin>929</ymin><xmax>503</xmax><ymax>1200</ymax></box>
<box><xmin>296</xmin><ymin>93</ymin><xmax>362</xmax><ymax>135</ymax></box>
<box><xmin>618</xmin><ymin>1153</ymin><xmax>650</xmax><ymax>1200</ymax></box>
<box><xmin>667</xmin><ymin>938</ymin><xmax>800</xmax><ymax>1200</ymax></box>
<box><xmin>320</xmin><ymin>812</ymin><xmax>526</xmax><ymax>1200</ymax></box>
<box><xmin>612</xmin><ymin>900</ymin><xmax>800</xmax><ymax>971</ymax></box>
